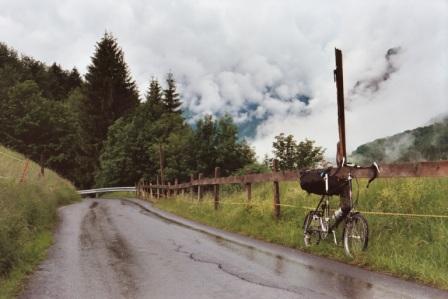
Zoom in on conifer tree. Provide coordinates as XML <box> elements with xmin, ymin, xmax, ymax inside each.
<box><xmin>68</xmin><ymin>67</ymin><xmax>82</xmax><ymax>90</ymax></box>
<box><xmin>162</xmin><ymin>72</ymin><xmax>181</xmax><ymax>113</ymax></box>
<box><xmin>146</xmin><ymin>77</ymin><xmax>163</xmax><ymax>106</ymax></box>
<box><xmin>79</xmin><ymin>32</ymin><xmax>139</xmax><ymax>185</ymax></box>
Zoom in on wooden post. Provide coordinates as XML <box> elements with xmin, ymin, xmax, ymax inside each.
<box><xmin>156</xmin><ymin>176</ymin><xmax>160</xmax><ymax>200</ymax></box>
<box><xmin>335</xmin><ymin>48</ymin><xmax>347</xmax><ymax>164</ymax></box>
<box><xmin>272</xmin><ymin>159</ymin><xmax>280</xmax><ymax>219</ymax></box>
<box><xmin>159</xmin><ymin>144</ymin><xmax>165</xmax><ymax>186</ymax></box>
<box><xmin>214</xmin><ymin>167</ymin><xmax>220</xmax><ymax>210</ymax></box>
<box><xmin>246</xmin><ymin>183</ymin><xmax>252</xmax><ymax>206</ymax></box>
<box><xmin>20</xmin><ymin>160</ymin><xmax>30</xmax><ymax>183</ymax></box>
<box><xmin>39</xmin><ymin>153</ymin><xmax>45</xmax><ymax>177</ymax></box>
<box><xmin>175</xmin><ymin>178</ymin><xmax>179</xmax><ymax>196</ymax></box>
<box><xmin>197</xmin><ymin>173</ymin><xmax>203</xmax><ymax>201</ymax></box>
<box><xmin>150</xmin><ymin>182</ymin><xmax>153</xmax><ymax>200</ymax></box>
<box><xmin>182</xmin><ymin>187</ymin><xmax>185</xmax><ymax>196</ymax></box>
<box><xmin>190</xmin><ymin>174</ymin><xmax>195</xmax><ymax>199</ymax></box>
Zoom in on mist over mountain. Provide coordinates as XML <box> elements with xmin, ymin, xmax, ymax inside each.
<box><xmin>351</xmin><ymin>117</ymin><xmax>448</xmax><ymax>164</ymax></box>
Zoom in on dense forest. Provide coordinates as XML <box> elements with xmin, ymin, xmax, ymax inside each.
<box><xmin>0</xmin><ymin>33</ymin><xmax>257</xmax><ymax>188</ymax></box>
<box><xmin>351</xmin><ymin>117</ymin><xmax>448</xmax><ymax>164</ymax></box>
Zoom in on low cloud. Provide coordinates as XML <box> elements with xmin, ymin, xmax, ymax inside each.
<box><xmin>350</xmin><ymin>47</ymin><xmax>402</xmax><ymax>96</ymax></box>
<box><xmin>0</xmin><ymin>0</ymin><xmax>447</xmax><ymax>161</ymax></box>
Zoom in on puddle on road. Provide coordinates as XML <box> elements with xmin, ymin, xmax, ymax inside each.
<box><xmin>206</xmin><ymin>235</ymin><xmax>388</xmax><ymax>299</ymax></box>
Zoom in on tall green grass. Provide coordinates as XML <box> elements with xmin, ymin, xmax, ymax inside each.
<box><xmin>0</xmin><ymin>146</ymin><xmax>80</xmax><ymax>298</ymax></box>
<box><xmin>155</xmin><ymin>177</ymin><xmax>448</xmax><ymax>289</ymax></box>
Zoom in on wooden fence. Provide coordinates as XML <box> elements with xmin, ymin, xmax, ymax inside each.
<box><xmin>136</xmin><ymin>160</ymin><xmax>448</xmax><ymax>218</ymax></box>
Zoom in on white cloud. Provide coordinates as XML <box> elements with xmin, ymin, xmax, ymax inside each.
<box><xmin>0</xmin><ymin>0</ymin><xmax>447</xmax><ymax>161</ymax></box>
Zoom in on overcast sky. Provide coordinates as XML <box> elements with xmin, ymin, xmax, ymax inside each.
<box><xmin>1</xmin><ymin>0</ymin><xmax>447</xmax><ymax>160</ymax></box>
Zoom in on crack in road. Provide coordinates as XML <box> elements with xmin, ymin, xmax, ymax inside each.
<box><xmin>170</xmin><ymin>240</ymin><xmax>309</xmax><ymax>297</ymax></box>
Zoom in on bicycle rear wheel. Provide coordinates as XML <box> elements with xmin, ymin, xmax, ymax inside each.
<box><xmin>343</xmin><ymin>213</ymin><xmax>369</xmax><ymax>257</ymax></box>
<box><xmin>303</xmin><ymin>211</ymin><xmax>321</xmax><ymax>246</ymax></box>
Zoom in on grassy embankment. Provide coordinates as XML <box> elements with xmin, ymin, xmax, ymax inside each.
<box><xmin>155</xmin><ymin>177</ymin><xmax>448</xmax><ymax>289</ymax></box>
<box><xmin>0</xmin><ymin>146</ymin><xmax>80</xmax><ymax>298</ymax></box>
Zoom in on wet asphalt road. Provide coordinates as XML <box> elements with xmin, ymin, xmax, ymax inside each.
<box><xmin>21</xmin><ymin>198</ymin><xmax>448</xmax><ymax>299</ymax></box>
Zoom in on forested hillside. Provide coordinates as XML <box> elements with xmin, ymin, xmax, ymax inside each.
<box><xmin>0</xmin><ymin>34</ymin><xmax>256</xmax><ymax>188</ymax></box>
<box><xmin>351</xmin><ymin>117</ymin><xmax>448</xmax><ymax>164</ymax></box>
<box><xmin>0</xmin><ymin>42</ymin><xmax>85</xmax><ymax>185</ymax></box>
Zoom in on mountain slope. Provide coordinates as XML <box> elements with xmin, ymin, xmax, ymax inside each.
<box><xmin>351</xmin><ymin>117</ymin><xmax>448</xmax><ymax>164</ymax></box>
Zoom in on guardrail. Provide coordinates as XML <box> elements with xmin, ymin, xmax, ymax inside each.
<box><xmin>78</xmin><ymin>186</ymin><xmax>136</xmax><ymax>196</ymax></box>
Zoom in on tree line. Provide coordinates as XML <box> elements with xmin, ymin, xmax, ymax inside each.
<box><xmin>0</xmin><ymin>33</ymin><xmax>324</xmax><ymax>188</ymax></box>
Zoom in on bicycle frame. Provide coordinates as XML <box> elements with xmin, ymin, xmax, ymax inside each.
<box><xmin>303</xmin><ymin>164</ymin><xmax>376</xmax><ymax>255</ymax></box>
<box><xmin>306</xmin><ymin>170</ymin><xmax>355</xmax><ymax>242</ymax></box>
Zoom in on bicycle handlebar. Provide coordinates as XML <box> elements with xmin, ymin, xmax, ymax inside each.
<box><xmin>327</xmin><ymin>161</ymin><xmax>380</xmax><ymax>188</ymax></box>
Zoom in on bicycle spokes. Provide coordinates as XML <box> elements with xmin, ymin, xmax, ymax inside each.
<box><xmin>343</xmin><ymin>214</ymin><xmax>369</xmax><ymax>257</ymax></box>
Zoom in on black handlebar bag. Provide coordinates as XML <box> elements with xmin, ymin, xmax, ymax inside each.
<box><xmin>299</xmin><ymin>169</ymin><xmax>348</xmax><ymax>196</ymax></box>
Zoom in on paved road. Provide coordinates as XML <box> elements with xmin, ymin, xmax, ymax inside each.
<box><xmin>21</xmin><ymin>198</ymin><xmax>447</xmax><ymax>299</ymax></box>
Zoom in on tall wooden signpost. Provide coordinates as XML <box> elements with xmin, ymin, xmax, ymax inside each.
<box><xmin>334</xmin><ymin>48</ymin><xmax>347</xmax><ymax>165</ymax></box>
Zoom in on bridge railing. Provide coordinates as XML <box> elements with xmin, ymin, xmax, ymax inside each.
<box><xmin>78</xmin><ymin>186</ymin><xmax>136</xmax><ymax>196</ymax></box>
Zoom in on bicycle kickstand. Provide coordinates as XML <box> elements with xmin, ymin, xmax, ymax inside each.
<box><xmin>332</xmin><ymin>230</ymin><xmax>338</xmax><ymax>245</ymax></box>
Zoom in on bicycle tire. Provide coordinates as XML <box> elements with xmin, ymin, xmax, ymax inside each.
<box><xmin>303</xmin><ymin>211</ymin><xmax>321</xmax><ymax>246</ymax></box>
<box><xmin>343</xmin><ymin>213</ymin><xmax>369</xmax><ymax>257</ymax></box>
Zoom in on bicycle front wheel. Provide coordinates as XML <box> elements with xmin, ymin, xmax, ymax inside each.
<box><xmin>343</xmin><ymin>213</ymin><xmax>369</xmax><ymax>257</ymax></box>
<box><xmin>303</xmin><ymin>211</ymin><xmax>321</xmax><ymax>246</ymax></box>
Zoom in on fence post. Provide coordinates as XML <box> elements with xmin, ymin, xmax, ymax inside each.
<box><xmin>175</xmin><ymin>178</ymin><xmax>179</xmax><ymax>196</ymax></box>
<box><xmin>168</xmin><ymin>182</ymin><xmax>171</xmax><ymax>197</ymax></box>
<box><xmin>149</xmin><ymin>182</ymin><xmax>153</xmax><ymax>200</ymax></box>
<box><xmin>39</xmin><ymin>153</ymin><xmax>45</xmax><ymax>177</ymax></box>
<box><xmin>20</xmin><ymin>160</ymin><xmax>30</xmax><ymax>183</ymax></box>
<box><xmin>246</xmin><ymin>183</ymin><xmax>252</xmax><ymax>206</ymax></box>
<box><xmin>197</xmin><ymin>173</ymin><xmax>203</xmax><ymax>201</ymax></box>
<box><xmin>272</xmin><ymin>159</ymin><xmax>281</xmax><ymax>219</ymax></box>
<box><xmin>190</xmin><ymin>174</ymin><xmax>195</xmax><ymax>199</ymax></box>
<box><xmin>157</xmin><ymin>176</ymin><xmax>160</xmax><ymax>200</ymax></box>
<box><xmin>214</xmin><ymin>167</ymin><xmax>220</xmax><ymax>210</ymax></box>
<box><xmin>143</xmin><ymin>181</ymin><xmax>148</xmax><ymax>200</ymax></box>
<box><xmin>141</xmin><ymin>181</ymin><xmax>144</xmax><ymax>199</ymax></box>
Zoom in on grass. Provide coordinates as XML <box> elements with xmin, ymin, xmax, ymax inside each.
<box><xmin>0</xmin><ymin>146</ymin><xmax>80</xmax><ymax>298</ymax></box>
<box><xmin>154</xmin><ymin>177</ymin><xmax>448</xmax><ymax>289</ymax></box>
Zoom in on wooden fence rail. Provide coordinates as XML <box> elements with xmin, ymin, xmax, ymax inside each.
<box><xmin>136</xmin><ymin>160</ymin><xmax>448</xmax><ymax>218</ymax></box>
